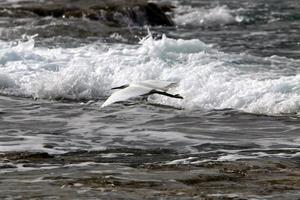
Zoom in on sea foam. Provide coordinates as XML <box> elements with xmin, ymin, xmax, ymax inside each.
<box><xmin>173</xmin><ymin>5</ymin><xmax>242</xmax><ymax>26</ymax></box>
<box><xmin>0</xmin><ymin>34</ymin><xmax>300</xmax><ymax>115</ymax></box>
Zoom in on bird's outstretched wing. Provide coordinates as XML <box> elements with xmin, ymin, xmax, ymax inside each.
<box><xmin>101</xmin><ymin>86</ymin><xmax>151</xmax><ymax>108</ymax></box>
<box><xmin>138</xmin><ymin>80</ymin><xmax>176</xmax><ymax>91</ymax></box>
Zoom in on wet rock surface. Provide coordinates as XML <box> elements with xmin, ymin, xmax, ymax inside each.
<box><xmin>1</xmin><ymin>149</ymin><xmax>300</xmax><ymax>199</ymax></box>
<box><xmin>0</xmin><ymin>0</ymin><xmax>174</xmax><ymax>27</ymax></box>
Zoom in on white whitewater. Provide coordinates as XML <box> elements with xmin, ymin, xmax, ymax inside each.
<box><xmin>173</xmin><ymin>5</ymin><xmax>243</xmax><ymax>26</ymax></box>
<box><xmin>0</xmin><ymin>34</ymin><xmax>300</xmax><ymax>115</ymax></box>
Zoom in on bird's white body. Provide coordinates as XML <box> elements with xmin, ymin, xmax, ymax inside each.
<box><xmin>101</xmin><ymin>80</ymin><xmax>180</xmax><ymax>108</ymax></box>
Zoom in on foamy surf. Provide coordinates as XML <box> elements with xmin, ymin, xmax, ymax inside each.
<box><xmin>173</xmin><ymin>5</ymin><xmax>243</xmax><ymax>26</ymax></box>
<box><xmin>0</xmin><ymin>34</ymin><xmax>300</xmax><ymax>115</ymax></box>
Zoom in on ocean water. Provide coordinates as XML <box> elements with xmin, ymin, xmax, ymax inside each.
<box><xmin>1</xmin><ymin>0</ymin><xmax>300</xmax><ymax>199</ymax></box>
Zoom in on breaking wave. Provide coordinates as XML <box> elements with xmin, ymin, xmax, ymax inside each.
<box><xmin>173</xmin><ymin>5</ymin><xmax>244</xmax><ymax>26</ymax></box>
<box><xmin>0</xmin><ymin>34</ymin><xmax>300</xmax><ymax>115</ymax></box>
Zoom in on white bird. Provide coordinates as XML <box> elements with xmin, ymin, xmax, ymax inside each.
<box><xmin>101</xmin><ymin>80</ymin><xmax>183</xmax><ymax>108</ymax></box>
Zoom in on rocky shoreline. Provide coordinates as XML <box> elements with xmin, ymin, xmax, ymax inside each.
<box><xmin>1</xmin><ymin>149</ymin><xmax>300</xmax><ymax>199</ymax></box>
<box><xmin>0</xmin><ymin>0</ymin><xmax>174</xmax><ymax>27</ymax></box>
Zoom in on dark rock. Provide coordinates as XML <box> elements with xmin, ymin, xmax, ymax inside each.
<box><xmin>0</xmin><ymin>0</ymin><xmax>174</xmax><ymax>27</ymax></box>
<box><xmin>43</xmin><ymin>143</ymin><xmax>56</xmax><ymax>149</ymax></box>
<box><xmin>177</xmin><ymin>174</ymin><xmax>239</xmax><ymax>185</ymax></box>
<box><xmin>0</xmin><ymin>152</ymin><xmax>54</xmax><ymax>162</ymax></box>
<box><xmin>144</xmin><ymin>3</ymin><xmax>173</xmax><ymax>26</ymax></box>
<box><xmin>0</xmin><ymin>163</ymin><xmax>17</xmax><ymax>169</ymax></box>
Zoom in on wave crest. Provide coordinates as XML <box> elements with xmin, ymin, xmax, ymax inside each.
<box><xmin>174</xmin><ymin>5</ymin><xmax>242</xmax><ymax>26</ymax></box>
<box><xmin>1</xmin><ymin>34</ymin><xmax>300</xmax><ymax>115</ymax></box>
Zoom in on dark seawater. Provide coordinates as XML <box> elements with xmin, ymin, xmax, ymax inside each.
<box><xmin>1</xmin><ymin>0</ymin><xmax>300</xmax><ymax>199</ymax></box>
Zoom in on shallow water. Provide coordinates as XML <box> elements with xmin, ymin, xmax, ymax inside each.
<box><xmin>1</xmin><ymin>95</ymin><xmax>300</xmax><ymax>158</ymax></box>
<box><xmin>1</xmin><ymin>0</ymin><xmax>300</xmax><ymax>199</ymax></box>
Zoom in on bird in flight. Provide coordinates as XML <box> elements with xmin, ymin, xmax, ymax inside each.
<box><xmin>101</xmin><ymin>80</ymin><xmax>183</xmax><ymax>108</ymax></box>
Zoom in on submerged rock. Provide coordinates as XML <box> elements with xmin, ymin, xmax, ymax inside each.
<box><xmin>0</xmin><ymin>0</ymin><xmax>174</xmax><ymax>26</ymax></box>
<box><xmin>2</xmin><ymin>149</ymin><xmax>300</xmax><ymax>199</ymax></box>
